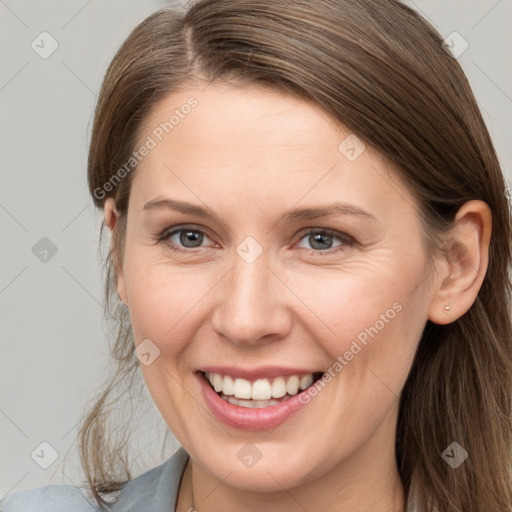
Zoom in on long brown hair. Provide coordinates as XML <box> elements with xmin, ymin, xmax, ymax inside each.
<box><xmin>82</xmin><ymin>1</ymin><xmax>512</xmax><ymax>510</ymax></box>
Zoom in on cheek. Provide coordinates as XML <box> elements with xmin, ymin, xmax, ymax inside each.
<box><xmin>286</xmin><ymin>261</ymin><xmax>421</xmax><ymax>348</ymax></box>
<box><xmin>122</xmin><ymin>253</ymin><xmax>220</xmax><ymax>353</ymax></box>
<box><xmin>283</xmin><ymin>256</ymin><xmax>428</xmax><ymax>397</ymax></box>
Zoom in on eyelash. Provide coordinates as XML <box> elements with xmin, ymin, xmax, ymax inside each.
<box><xmin>156</xmin><ymin>225</ymin><xmax>355</xmax><ymax>255</ymax></box>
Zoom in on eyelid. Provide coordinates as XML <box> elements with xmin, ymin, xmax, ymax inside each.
<box><xmin>294</xmin><ymin>227</ymin><xmax>354</xmax><ymax>244</ymax></box>
<box><xmin>160</xmin><ymin>223</ymin><xmax>212</xmax><ymax>238</ymax></box>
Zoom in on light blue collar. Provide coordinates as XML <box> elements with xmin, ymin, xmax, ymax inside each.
<box><xmin>102</xmin><ymin>446</ymin><xmax>190</xmax><ymax>511</ymax></box>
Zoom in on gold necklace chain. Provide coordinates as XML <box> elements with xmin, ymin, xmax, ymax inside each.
<box><xmin>190</xmin><ymin>464</ymin><xmax>197</xmax><ymax>512</ymax></box>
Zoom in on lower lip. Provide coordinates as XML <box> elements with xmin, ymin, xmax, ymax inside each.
<box><xmin>197</xmin><ymin>372</ymin><xmax>314</xmax><ymax>431</ymax></box>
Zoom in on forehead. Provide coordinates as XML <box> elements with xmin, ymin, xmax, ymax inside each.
<box><xmin>139</xmin><ymin>83</ymin><xmax>340</xmax><ymax>157</ymax></box>
<box><xmin>130</xmin><ymin>83</ymin><xmax>417</xmax><ymax>224</ymax></box>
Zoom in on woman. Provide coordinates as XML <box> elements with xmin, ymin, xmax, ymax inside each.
<box><xmin>2</xmin><ymin>0</ymin><xmax>511</xmax><ymax>511</ymax></box>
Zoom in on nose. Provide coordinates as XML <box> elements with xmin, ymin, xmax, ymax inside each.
<box><xmin>210</xmin><ymin>246</ymin><xmax>292</xmax><ymax>347</ymax></box>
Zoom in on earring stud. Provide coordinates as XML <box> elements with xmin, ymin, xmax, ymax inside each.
<box><xmin>444</xmin><ymin>305</ymin><xmax>450</xmax><ymax>311</ymax></box>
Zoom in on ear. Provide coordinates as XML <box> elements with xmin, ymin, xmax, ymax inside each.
<box><xmin>104</xmin><ymin>197</ymin><xmax>128</xmax><ymax>306</ymax></box>
<box><xmin>428</xmin><ymin>200</ymin><xmax>492</xmax><ymax>324</ymax></box>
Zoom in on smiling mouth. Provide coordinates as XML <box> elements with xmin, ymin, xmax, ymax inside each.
<box><xmin>199</xmin><ymin>371</ymin><xmax>324</xmax><ymax>408</ymax></box>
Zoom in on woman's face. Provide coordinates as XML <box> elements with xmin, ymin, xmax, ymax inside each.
<box><xmin>112</xmin><ymin>83</ymin><xmax>438</xmax><ymax>492</ymax></box>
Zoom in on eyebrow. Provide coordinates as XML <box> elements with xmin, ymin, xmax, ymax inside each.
<box><xmin>142</xmin><ymin>197</ymin><xmax>376</xmax><ymax>224</ymax></box>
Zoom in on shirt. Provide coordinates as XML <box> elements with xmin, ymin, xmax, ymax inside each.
<box><xmin>0</xmin><ymin>447</ymin><xmax>190</xmax><ymax>512</ymax></box>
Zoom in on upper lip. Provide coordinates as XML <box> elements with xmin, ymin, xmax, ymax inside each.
<box><xmin>197</xmin><ymin>366</ymin><xmax>324</xmax><ymax>381</ymax></box>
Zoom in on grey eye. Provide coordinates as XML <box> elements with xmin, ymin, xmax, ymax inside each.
<box><xmin>168</xmin><ymin>229</ymin><xmax>211</xmax><ymax>248</ymax></box>
<box><xmin>297</xmin><ymin>232</ymin><xmax>343</xmax><ymax>251</ymax></box>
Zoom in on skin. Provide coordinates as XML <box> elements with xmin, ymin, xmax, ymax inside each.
<box><xmin>104</xmin><ymin>82</ymin><xmax>491</xmax><ymax>512</ymax></box>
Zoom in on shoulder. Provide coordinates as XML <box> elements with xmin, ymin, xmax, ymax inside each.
<box><xmin>0</xmin><ymin>447</ymin><xmax>190</xmax><ymax>512</ymax></box>
<box><xmin>0</xmin><ymin>485</ymin><xmax>98</xmax><ymax>512</ymax></box>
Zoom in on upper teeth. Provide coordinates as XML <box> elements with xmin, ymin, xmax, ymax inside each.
<box><xmin>205</xmin><ymin>373</ymin><xmax>316</xmax><ymax>400</ymax></box>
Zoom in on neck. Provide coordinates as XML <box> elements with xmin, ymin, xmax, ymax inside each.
<box><xmin>179</xmin><ymin>462</ymin><xmax>405</xmax><ymax>512</ymax></box>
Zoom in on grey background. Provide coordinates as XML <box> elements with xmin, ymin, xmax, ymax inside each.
<box><xmin>1</xmin><ymin>0</ymin><xmax>511</xmax><ymax>498</ymax></box>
